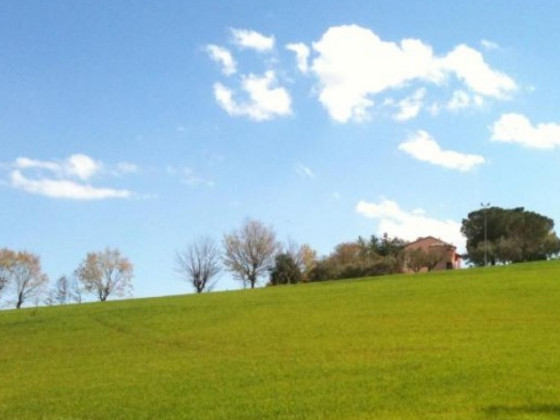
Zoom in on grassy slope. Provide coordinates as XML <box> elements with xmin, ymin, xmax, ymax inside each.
<box><xmin>2</xmin><ymin>262</ymin><xmax>560</xmax><ymax>419</ymax></box>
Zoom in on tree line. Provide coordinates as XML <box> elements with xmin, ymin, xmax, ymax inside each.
<box><xmin>2</xmin><ymin>205</ymin><xmax>559</xmax><ymax>308</ymax></box>
<box><xmin>180</xmin><ymin>206</ymin><xmax>560</xmax><ymax>292</ymax></box>
<box><xmin>176</xmin><ymin>219</ymin><xmax>418</xmax><ymax>292</ymax></box>
<box><xmin>0</xmin><ymin>248</ymin><xmax>133</xmax><ymax>309</ymax></box>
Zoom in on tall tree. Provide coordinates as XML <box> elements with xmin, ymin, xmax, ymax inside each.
<box><xmin>0</xmin><ymin>249</ymin><xmax>48</xmax><ymax>309</ymax></box>
<box><xmin>222</xmin><ymin>218</ymin><xmax>280</xmax><ymax>289</ymax></box>
<box><xmin>461</xmin><ymin>206</ymin><xmax>560</xmax><ymax>265</ymax></box>
<box><xmin>175</xmin><ymin>237</ymin><xmax>221</xmax><ymax>293</ymax></box>
<box><xmin>75</xmin><ymin>248</ymin><xmax>133</xmax><ymax>302</ymax></box>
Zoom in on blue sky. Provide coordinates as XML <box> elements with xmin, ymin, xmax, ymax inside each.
<box><xmin>2</xmin><ymin>1</ymin><xmax>560</xmax><ymax>299</ymax></box>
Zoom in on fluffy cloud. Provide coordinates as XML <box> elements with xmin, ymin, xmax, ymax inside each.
<box><xmin>65</xmin><ymin>154</ymin><xmax>101</xmax><ymax>179</ymax></box>
<box><xmin>8</xmin><ymin>154</ymin><xmax>134</xmax><ymax>200</ymax></box>
<box><xmin>286</xmin><ymin>43</ymin><xmax>310</xmax><ymax>73</ymax></box>
<box><xmin>230</xmin><ymin>28</ymin><xmax>275</xmax><ymax>52</ymax></box>
<box><xmin>213</xmin><ymin>71</ymin><xmax>292</xmax><ymax>121</ymax></box>
<box><xmin>356</xmin><ymin>198</ymin><xmax>464</xmax><ymax>250</ymax></box>
<box><xmin>206</xmin><ymin>44</ymin><xmax>236</xmax><ymax>76</ymax></box>
<box><xmin>398</xmin><ymin>130</ymin><xmax>485</xmax><ymax>171</ymax></box>
<box><xmin>440</xmin><ymin>44</ymin><xmax>515</xmax><ymax>98</ymax></box>
<box><xmin>310</xmin><ymin>24</ymin><xmax>516</xmax><ymax>122</ymax></box>
<box><xmin>207</xmin><ymin>24</ymin><xmax>516</xmax><ymax>123</ymax></box>
<box><xmin>491</xmin><ymin>113</ymin><xmax>560</xmax><ymax>149</ymax></box>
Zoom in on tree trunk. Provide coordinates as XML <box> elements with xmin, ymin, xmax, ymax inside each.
<box><xmin>249</xmin><ymin>273</ymin><xmax>256</xmax><ymax>289</ymax></box>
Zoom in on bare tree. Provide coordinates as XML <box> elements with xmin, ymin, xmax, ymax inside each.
<box><xmin>51</xmin><ymin>275</ymin><xmax>69</xmax><ymax>305</ymax></box>
<box><xmin>0</xmin><ymin>249</ymin><xmax>48</xmax><ymax>309</ymax></box>
<box><xmin>75</xmin><ymin>248</ymin><xmax>133</xmax><ymax>302</ymax></box>
<box><xmin>223</xmin><ymin>218</ymin><xmax>281</xmax><ymax>289</ymax></box>
<box><xmin>45</xmin><ymin>275</ymin><xmax>82</xmax><ymax>306</ymax></box>
<box><xmin>69</xmin><ymin>276</ymin><xmax>83</xmax><ymax>304</ymax></box>
<box><xmin>175</xmin><ymin>237</ymin><xmax>221</xmax><ymax>293</ymax></box>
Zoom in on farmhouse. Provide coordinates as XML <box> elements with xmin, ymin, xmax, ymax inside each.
<box><xmin>403</xmin><ymin>236</ymin><xmax>461</xmax><ymax>272</ymax></box>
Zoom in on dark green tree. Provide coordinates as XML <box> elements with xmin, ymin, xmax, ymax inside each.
<box><xmin>368</xmin><ymin>233</ymin><xmax>407</xmax><ymax>258</ymax></box>
<box><xmin>269</xmin><ymin>253</ymin><xmax>302</xmax><ymax>286</ymax></box>
<box><xmin>461</xmin><ymin>206</ymin><xmax>560</xmax><ymax>266</ymax></box>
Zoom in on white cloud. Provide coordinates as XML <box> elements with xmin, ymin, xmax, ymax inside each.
<box><xmin>213</xmin><ymin>71</ymin><xmax>292</xmax><ymax>121</ymax></box>
<box><xmin>394</xmin><ymin>88</ymin><xmax>426</xmax><ymax>121</ymax></box>
<box><xmin>65</xmin><ymin>154</ymin><xmax>101</xmax><ymax>180</ymax></box>
<box><xmin>14</xmin><ymin>154</ymin><xmax>102</xmax><ymax>180</ymax></box>
<box><xmin>356</xmin><ymin>198</ymin><xmax>464</xmax><ymax>250</ymax></box>
<box><xmin>14</xmin><ymin>157</ymin><xmax>60</xmax><ymax>173</ymax></box>
<box><xmin>8</xmin><ymin>154</ymin><xmax>135</xmax><ymax>200</ymax></box>
<box><xmin>286</xmin><ymin>43</ymin><xmax>310</xmax><ymax>73</ymax></box>
<box><xmin>491</xmin><ymin>113</ymin><xmax>560</xmax><ymax>149</ymax></box>
<box><xmin>398</xmin><ymin>130</ymin><xmax>485</xmax><ymax>171</ymax></box>
<box><xmin>10</xmin><ymin>170</ymin><xmax>131</xmax><ymax>200</ymax></box>
<box><xmin>440</xmin><ymin>44</ymin><xmax>516</xmax><ymax>98</ymax></box>
<box><xmin>481</xmin><ymin>39</ymin><xmax>500</xmax><ymax>51</ymax></box>
<box><xmin>230</xmin><ymin>28</ymin><xmax>275</xmax><ymax>52</ymax></box>
<box><xmin>206</xmin><ymin>44</ymin><xmax>237</xmax><ymax>76</ymax></box>
<box><xmin>310</xmin><ymin>24</ymin><xmax>516</xmax><ymax>122</ymax></box>
<box><xmin>295</xmin><ymin>163</ymin><xmax>315</xmax><ymax>178</ymax></box>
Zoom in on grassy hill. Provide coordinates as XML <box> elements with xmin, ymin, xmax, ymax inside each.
<box><xmin>2</xmin><ymin>262</ymin><xmax>560</xmax><ymax>419</ymax></box>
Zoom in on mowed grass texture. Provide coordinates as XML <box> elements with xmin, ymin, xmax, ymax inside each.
<box><xmin>2</xmin><ymin>262</ymin><xmax>560</xmax><ymax>419</ymax></box>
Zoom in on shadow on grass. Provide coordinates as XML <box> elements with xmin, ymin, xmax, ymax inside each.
<box><xmin>484</xmin><ymin>404</ymin><xmax>560</xmax><ymax>417</ymax></box>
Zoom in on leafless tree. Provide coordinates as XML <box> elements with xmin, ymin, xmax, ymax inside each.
<box><xmin>223</xmin><ymin>218</ymin><xmax>281</xmax><ymax>289</ymax></box>
<box><xmin>175</xmin><ymin>237</ymin><xmax>221</xmax><ymax>293</ymax></box>
<box><xmin>45</xmin><ymin>275</ymin><xmax>83</xmax><ymax>305</ymax></box>
<box><xmin>0</xmin><ymin>249</ymin><xmax>48</xmax><ymax>309</ymax></box>
<box><xmin>51</xmin><ymin>275</ymin><xmax>69</xmax><ymax>305</ymax></box>
<box><xmin>75</xmin><ymin>248</ymin><xmax>133</xmax><ymax>302</ymax></box>
<box><xmin>69</xmin><ymin>276</ymin><xmax>83</xmax><ymax>304</ymax></box>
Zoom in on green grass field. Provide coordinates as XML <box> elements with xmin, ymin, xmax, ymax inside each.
<box><xmin>2</xmin><ymin>261</ymin><xmax>560</xmax><ymax>419</ymax></box>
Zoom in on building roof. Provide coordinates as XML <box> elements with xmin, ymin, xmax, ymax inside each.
<box><xmin>404</xmin><ymin>236</ymin><xmax>457</xmax><ymax>250</ymax></box>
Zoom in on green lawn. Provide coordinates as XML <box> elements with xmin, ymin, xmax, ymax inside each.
<box><xmin>2</xmin><ymin>261</ymin><xmax>560</xmax><ymax>419</ymax></box>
